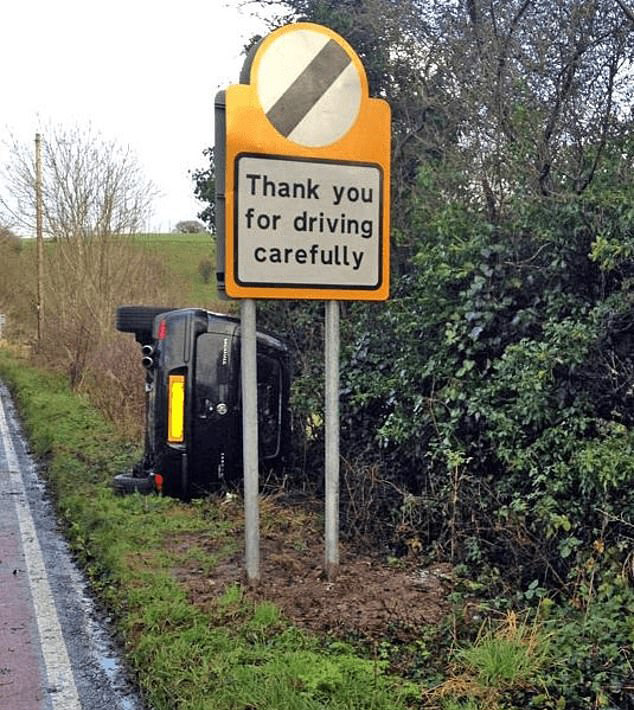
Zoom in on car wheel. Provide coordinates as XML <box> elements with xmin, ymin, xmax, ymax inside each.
<box><xmin>112</xmin><ymin>472</ymin><xmax>155</xmax><ymax>496</ymax></box>
<box><xmin>115</xmin><ymin>306</ymin><xmax>172</xmax><ymax>343</ymax></box>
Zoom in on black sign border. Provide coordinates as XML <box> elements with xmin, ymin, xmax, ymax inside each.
<box><xmin>233</xmin><ymin>152</ymin><xmax>384</xmax><ymax>291</ymax></box>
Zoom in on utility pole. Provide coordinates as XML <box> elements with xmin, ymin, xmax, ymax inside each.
<box><xmin>35</xmin><ymin>133</ymin><xmax>44</xmax><ymax>346</ymax></box>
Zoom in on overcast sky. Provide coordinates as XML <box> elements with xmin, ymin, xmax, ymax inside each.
<box><xmin>0</xmin><ymin>0</ymin><xmax>282</xmax><ymax>232</ymax></box>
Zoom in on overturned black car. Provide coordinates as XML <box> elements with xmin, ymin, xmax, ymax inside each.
<box><xmin>113</xmin><ymin>306</ymin><xmax>290</xmax><ymax>499</ymax></box>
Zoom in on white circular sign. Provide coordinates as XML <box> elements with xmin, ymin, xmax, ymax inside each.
<box><xmin>256</xmin><ymin>28</ymin><xmax>362</xmax><ymax>148</ymax></box>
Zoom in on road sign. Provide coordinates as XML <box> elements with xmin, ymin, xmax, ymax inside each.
<box><xmin>234</xmin><ymin>154</ymin><xmax>383</xmax><ymax>290</ymax></box>
<box><xmin>256</xmin><ymin>29</ymin><xmax>362</xmax><ymax>148</ymax></box>
<box><xmin>216</xmin><ymin>21</ymin><xmax>391</xmax><ymax>585</ymax></box>
<box><xmin>223</xmin><ymin>22</ymin><xmax>391</xmax><ymax>300</ymax></box>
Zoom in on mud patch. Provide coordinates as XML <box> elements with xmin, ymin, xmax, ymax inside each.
<box><xmin>171</xmin><ymin>496</ymin><xmax>451</xmax><ymax>642</ymax></box>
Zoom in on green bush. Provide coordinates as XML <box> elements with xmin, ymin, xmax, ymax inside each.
<box><xmin>337</xmin><ymin>155</ymin><xmax>634</xmax><ymax>582</ymax></box>
<box><xmin>541</xmin><ymin>585</ymin><xmax>634</xmax><ymax>708</ymax></box>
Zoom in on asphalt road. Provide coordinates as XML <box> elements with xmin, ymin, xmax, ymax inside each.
<box><xmin>0</xmin><ymin>381</ymin><xmax>147</xmax><ymax>710</ymax></box>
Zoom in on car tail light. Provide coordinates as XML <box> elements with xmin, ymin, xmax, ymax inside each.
<box><xmin>157</xmin><ymin>319</ymin><xmax>167</xmax><ymax>340</ymax></box>
<box><xmin>154</xmin><ymin>473</ymin><xmax>164</xmax><ymax>493</ymax></box>
<box><xmin>167</xmin><ymin>374</ymin><xmax>185</xmax><ymax>443</ymax></box>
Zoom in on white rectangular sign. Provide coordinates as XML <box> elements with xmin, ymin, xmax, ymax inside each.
<box><xmin>234</xmin><ymin>154</ymin><xmax>383</xmax><ymax>290</ymax></box>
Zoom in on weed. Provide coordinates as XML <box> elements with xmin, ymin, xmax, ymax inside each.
<box><xmin>216</xmin><ymin>582</ymin><xmax>244</xmax><ymax>617</ymax></box>
<box><xmin>426</xmin><ymin>611</ymin><xmax>549</xmax><ymax>709</ymax></box>
<box><xmin>441</xmin><ymin>700</ymin><xmax>482</xmax><ymax>710</ymax></box>
<box><xmin>458</xmin><ymin>613</ymin><xmax>548</xmax><ymax>688</ymax></box>
<box><xmin>246</xmin><ymin>601</ymin><xmax>284</xmax><ymax>642</ymax></box>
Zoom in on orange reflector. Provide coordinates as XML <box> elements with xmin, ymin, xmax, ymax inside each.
<box><xmin>167</xmin><ymin>374</ymin><xmax>185</xmax><ymax>443</ymax></box>
<box><xmin>154</xmin><ymin>473</ymin><xmax>164</xmax><ymax>492</ymax></box>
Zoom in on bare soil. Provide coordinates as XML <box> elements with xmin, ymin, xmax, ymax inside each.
<box><xmin>171</xmin><ymin>495</ymin><xmax>452</xmax><ymax>642</ymax></box>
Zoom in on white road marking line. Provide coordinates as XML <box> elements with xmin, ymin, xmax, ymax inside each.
<box><xmin>0</xmin><ymin>391</ymin><xmax>82</xmax><ymax>710</ymax></box>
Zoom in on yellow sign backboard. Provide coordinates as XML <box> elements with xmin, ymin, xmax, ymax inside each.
<box><xmin>224</xmin><ymin>23</ymin><xmax>390</xmax><ymax>300</ymax></box>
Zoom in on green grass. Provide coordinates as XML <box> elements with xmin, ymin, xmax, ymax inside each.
<box><xmin>427</xmin><ymin>612</ymin><xmax>551</xmax><ymax>710</ymax></box>
<box><xmin>441</xmin><ymin>701</ymin><xmax>482</xmax><ymax>710</ymax></box>
<box><xmin>131</xmin><ymin>232</ymin><xmax>225</xmax><ymax>307</ymax></box>
<box><xmin>0</xmin><ymin>350</ymin><xmax>416</xmax><ymax>710</ymax></box>
<box><xmin>458</xmin><ymin>635</ymin><xmax>544</xmax><ymax>689</ymax></box>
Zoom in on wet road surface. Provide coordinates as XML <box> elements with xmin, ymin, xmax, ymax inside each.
<box><xmin>0</xmin><ymin>381</ymin><xmax>147</xmax><ymax>710</ymax></box>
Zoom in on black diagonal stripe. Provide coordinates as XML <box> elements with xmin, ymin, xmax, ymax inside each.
<box><xmin>266</xmin><ymin>39</ymin><xmax>352</xmax><ymax>137</ymax></box>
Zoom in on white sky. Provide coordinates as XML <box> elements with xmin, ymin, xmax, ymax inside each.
<box><xmin>0</xmin><ymin>0</ymin><xmax>282</xmax><ymax>233</ymax></box>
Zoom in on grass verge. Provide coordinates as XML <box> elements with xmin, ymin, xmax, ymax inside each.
<box><xmin>5</xmin><ymin>348</ymin><xmax>624</xmax><ymax>710</ymax></box>
<box><xmin>0</xmin><ymin>350</ymin><xmax>417</xmax><ymax>710</ymax></box>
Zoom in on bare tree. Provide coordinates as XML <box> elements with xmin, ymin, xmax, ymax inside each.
<box><xmin>0</xmin><ymin>124</ymin><xmax>157</xmax><ymax>239</ymax></box>
<box><xmin>268</xmin><ymin>0</ymin><xmax>633</xmax><ymax>227</ymax></box>
<box><xmin>429</xmin><ymin>0</ymin><xmax>634</xmax><ymax>214</ymax></box>
<box><xmin>0</xmin><ymin>224</ymin><xmax>21</xmax><ymax>252</ymax></box>
<box><xmin>0</xmin><ymin>125</ymin><xmax>163</xmax><ymax>385</ymax></box>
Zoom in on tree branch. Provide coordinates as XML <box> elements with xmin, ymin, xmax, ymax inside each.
<box><xmin>615</xmin><ymin>0</ymin><xmax>634</xmax><ymax>25</ymax></box>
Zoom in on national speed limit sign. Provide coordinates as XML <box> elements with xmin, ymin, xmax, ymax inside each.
<box><xmin>221</xmin><ymin>22</ymin><xmax>391</xmax><ymax>301</ymax></box>
<box><xmin>256</xmin><ymin>28</ymin><xmax>363</xmax><ymax>148</ymax></box>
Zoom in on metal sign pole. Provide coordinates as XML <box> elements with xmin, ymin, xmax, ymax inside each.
<box><xmin>220</xmin><ymin>22</ymin><xmax>391</xmax><ymax>586</ymax></box>
<box><xmin>325</xmin><ymin>299</ymin><xmax>340</xmax><ymax>581</ymax></box>
<box><xmin>241</xmin><ymin>298</ymin><xmax>260</xmax><ymax>586</ymax></box>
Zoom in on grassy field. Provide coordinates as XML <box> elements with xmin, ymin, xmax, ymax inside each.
<box><xmin>130</xmin><ymin>232</ymin><xmax>228</xmax><ymax>309</ymax></box>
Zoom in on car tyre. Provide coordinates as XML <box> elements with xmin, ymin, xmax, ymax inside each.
<box><xmin>115</xmin><ymin>306</ymin><xmax>172</xmax><ymax>344</ymax></box>
<box><xmin>112</xmin><ymin>472</ymin><xmax>155</xmax><ymax>496</ymax></box>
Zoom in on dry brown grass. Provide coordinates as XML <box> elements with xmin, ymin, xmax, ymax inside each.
<box><xmin>0</xmin><ymin>234</ymin><xmax>187</xmax><ymax>438</ymax></box>
<box><xmin>80</xmin><ymin>334</ymin><xmax>147</xmax><ymax>439</ymax></box>
<box><xmin>0</xmin><ymin>237</ymin><xmax>36</xmax><ymax>342</ymax></box>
